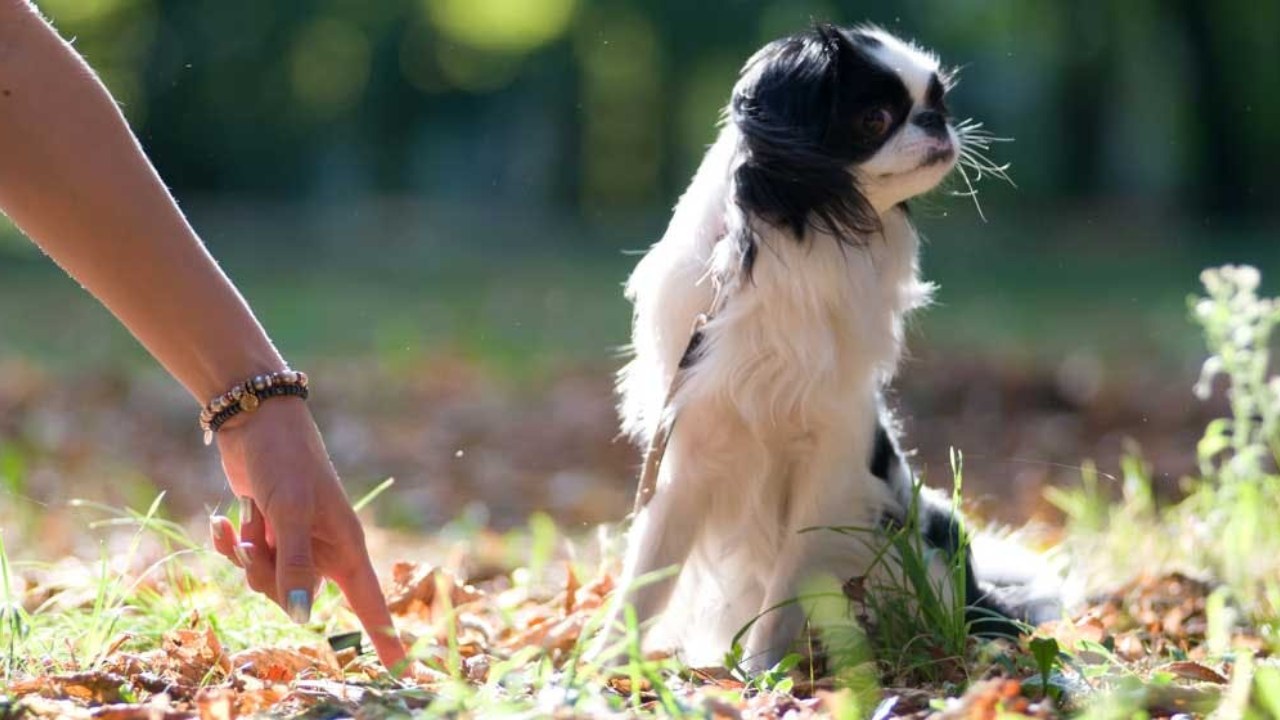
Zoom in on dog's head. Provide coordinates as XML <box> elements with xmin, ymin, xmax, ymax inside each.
<box><xmin>730</xmin><ymin>24</ymin><xmax>957</xmax><ymax>242</ymax></box>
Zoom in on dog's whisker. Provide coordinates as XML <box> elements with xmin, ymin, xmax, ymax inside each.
<box><xmin>952</xmin><ymin>159</ymin><xmax>989</xmax><ymax>222</ymax></box>
<box><xmin>958</xmin><ymin>152</ymin><xmax>1008</xmax><ymax>178</ymax></box>
<box><xmin>957</xmin><ymin>132</ymin><xmax>1012</xmax><ymax>150</ymax></box>
<box><xmin>957</xmin><ymin>146</ymin><xmax>1016</xmax><ymax>187</ymax></box>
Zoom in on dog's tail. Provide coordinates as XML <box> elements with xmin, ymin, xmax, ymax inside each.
<box><xmin>966</xmin><ymin>530</ymin><xmax>1071</xmax><ymax>635</ymax></box>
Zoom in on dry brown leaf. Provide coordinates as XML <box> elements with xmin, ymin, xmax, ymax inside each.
<box><xmin>160</xmin><ymin>626</ymin><xmax>232</xmax><ymax>685</ymax></box>
<box><xmin>7</xmin><ymin>672</ymin><xmax>130</xmax><ymax>704</ymax></box>
<box><xmin>1162</xmin><ymin>661</ymin><xmax>1229</xmax><ymax>684</ymax></box>
<box><xmin>386</xmin><ymin>562</ymin><xmax>485</xmax><ymax>619</ymax></box>
<box><xmin>563</xmin><ymin>562</ymin><xmax>580</xmax><ymax>617</ymax></box>
<box><xmin>608</xmin><ymin>676</ymin><xmax>651</xmax><ymax>694</ymax></box>
<box><xmin>503</xmin><ymin>612</ymin><xmax>587</xmax><ymax>655</ymax></box>
<box><xmin>1115</xmin><ymin>632</ymin><xmax>1146</xmax><ymax>661</ymax></box>
<box><xmin>229</xmin><ymin>646</ymin><xmax>336</xmax><ymax>683</ymax></box>
<box><xmin>195</xmin><ymin>688</ymin><xmax>235</xmax><ymax>720</ymax></box>
<box><xmin>387</xmin><ymin>561</ymin><xmax>441</xmax><ymax>614</ymax></box>
<box><xmin>703</xmin><ymin>696</ymin><xmax>744</xmax><ymax>720</ymax></box>
<box><xmin>233</xmin><ymin>686</ymin><xmax>289</xmax><ymax>716</ymax></box>
<box><xmin>334</xmin><ymin>646</ymin><xmax>358</xmax><ymax>669</ymax></box>
<box><xmin>294</xmin><ymin>644</ymin><xmax>342</xmax><ymax>675</ymax></box>
<box><xmin>933</xmin><ymin>679</ymin><xmax>1047</xmax><ymax>720</ymax></box>
<box><xmin>687</xmin><ymin>666</ymin><xmax>743</xmax><ymax>690</ymax></box>
<box><xmin>579</xmin><ymin>572</ymin><xmax>614</xmax><ymax>602</ymax></box>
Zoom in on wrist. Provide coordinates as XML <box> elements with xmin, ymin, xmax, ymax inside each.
<box><xmin>194</xmin><ymin>351</ymin><xmax>289</xmax><ymax>405</ymax></box>
<box><xmin>215</xmin><ymin>393</ymin><xmax>310</xmax><ymax>437</ymax></box>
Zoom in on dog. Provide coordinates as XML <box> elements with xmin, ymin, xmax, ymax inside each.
<box><xmin>598</xmin><ymin>24</ymin><xmax>1059</xmax><ymax>674</ymax></box>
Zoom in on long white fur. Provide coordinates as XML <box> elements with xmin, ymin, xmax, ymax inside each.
<box><xmin>608</xmin><ymin>29</ymin><xmax>968</xmax><ymax>672</ymax></box>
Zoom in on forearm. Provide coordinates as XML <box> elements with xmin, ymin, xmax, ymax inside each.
<box><xmin>0</xmin><ymin>1</ymin><xmax>284</xmax><ymax>403</ymax></box>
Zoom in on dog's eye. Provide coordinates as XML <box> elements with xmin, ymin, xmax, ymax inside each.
<box><xmin>860</xmin><ymin>108</ymin><xmax>893</xmax><ymax>138</ymax></box>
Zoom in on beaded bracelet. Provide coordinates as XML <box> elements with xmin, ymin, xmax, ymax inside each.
<box><xmin>199</xmin><ymin>370</ymin><xmax>309</xmax><ymax>445</ymax></box>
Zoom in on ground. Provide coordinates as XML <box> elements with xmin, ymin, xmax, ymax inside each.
<box><xmin>1</xmin><ymin>225</ymin><xmax>1278</xmax><ymax>717</ymax></box>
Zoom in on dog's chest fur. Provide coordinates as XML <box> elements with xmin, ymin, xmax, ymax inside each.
<box><xmin>620</xmin><ymin>131</ymin><xmax>932</xmax><ymax>456</ymax></box>
<box><xmin>697</xmin><ymin>207</ymin><xmax>931</xmax><ymax>443</ymax></box>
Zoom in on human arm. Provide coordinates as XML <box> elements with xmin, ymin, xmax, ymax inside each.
<box><xmin>0</xmin><ymin>0</ymin><xmax>405</xmax><ymax>671</ymax></box>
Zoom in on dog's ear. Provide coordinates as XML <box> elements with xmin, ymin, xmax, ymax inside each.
<box><xmin>729</xmin><ymin>24</ymin><xmax>879</xmax><ymax>244</ymax></box>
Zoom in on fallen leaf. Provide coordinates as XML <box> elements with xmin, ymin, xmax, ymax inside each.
<box><xmin>229</xmin><ymin>646</ymin><xmax>338</xmax><ymax>683</ymax></box>
<box><xmin>1162</xmin><ymin>661</ymin><xmax>1229</xmax><ymax>684</ymax></box>
<box><xmin>195</xmin><ymin>688</ymin><xmax>234</xmax><ymax>720</ymax></box>
<box><xmin>563</xmin><ymin>562</ymin><xmax>579</xmax><ymax>617</ymax></box>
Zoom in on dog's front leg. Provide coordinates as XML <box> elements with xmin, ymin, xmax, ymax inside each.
<box><xmin>738</xmin><ymin>537</ymin><xmax>811</xmax><ymax>675</ymax></box>
<box><xmin>739</xmin><ymin>440</ymin><xmax>880</xmax><ymax>675</ymax></box>
<box><xmin>592</xmin><ymin>466</ymin><xmax>704</xmax><ymax>661</ymax></box>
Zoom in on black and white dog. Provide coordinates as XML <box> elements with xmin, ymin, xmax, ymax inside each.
<box><xmin>601</xmin><ymin>25</ymin><xmax>1058</xmax><ymax>673</ymax></box>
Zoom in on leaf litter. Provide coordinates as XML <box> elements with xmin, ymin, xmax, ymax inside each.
<box><xmin>1</xmin><ymin>538</ymin><xmax>1273</xmax><ymax>719</ymax></box>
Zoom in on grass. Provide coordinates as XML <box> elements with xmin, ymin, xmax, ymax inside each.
<box><xmin>1040</xmin><ymin>265</ymin><xmax>1280</xmax><ymax>715</ymax></box>
<box><xmin>1051</xmin><ymin>267</ymin><xmax>1280</xmax><ymax>619</ymax></box>
<box><xmin>5</xmin><ymin>196</ymin><xmax>1280</xmax><ymax>716</ymax></box>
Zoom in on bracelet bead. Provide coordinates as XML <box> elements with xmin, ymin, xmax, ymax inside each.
<box><xmin>199</xmin><ymin>369</ymin><xmax>310</xmax><ymax>445</ymax></box>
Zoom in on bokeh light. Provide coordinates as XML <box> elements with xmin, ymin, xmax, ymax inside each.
<box><xmin>425</xmin><ymin>0</ymin><xmax>578</xmax><ymax>54</ymax></box>
<box><xmin>288</xmin><ymin>16</ymin><xmax>372</xmax><ymax>117</ymax></box>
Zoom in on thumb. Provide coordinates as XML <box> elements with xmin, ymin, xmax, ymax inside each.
<box><xmin>274</xmin><ymin>513</ymin><xmax>319</xmax><ymax>624</ymax></box>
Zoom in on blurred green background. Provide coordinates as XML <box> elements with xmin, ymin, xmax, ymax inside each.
<box><xmin>1</xmin><ymin>0</ymin><xmax>1278</xmax><ymax>543</ymax></box>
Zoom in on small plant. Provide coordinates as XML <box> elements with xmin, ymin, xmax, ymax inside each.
<box><xmin>1053</xmin><ymin>266</ymin><xmax>1280</xmax><ymax>622</ymax></box>
<box><xmin>792</xmin><ymin>458</ymin><xmax>982</xmax><ymax>688</ymax></box>
<box><xmin>1028</xmin><ymin>636</ymin><xmax>1062</xmax><ymax>701</ymax></box>
<box><xmin>1191</xmin><ymin>265</ymin><xmax>1280</xmax><ymax>484</ymax></box>
<box><xmin>861</xmin><ymin>458</ymin><xmax>979</xmax><ymax>685</ymax></box>
<box><xmin>1188</xmin><ymin>266</ymin><xmax>1280</xmax><ymax>615</ymax></box>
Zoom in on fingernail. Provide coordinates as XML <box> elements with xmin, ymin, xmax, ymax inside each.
<box><xmin>286</xmin><ymin>589</ymin><xmax>312</xmax><ymax>624</ymax></box>
<box><xmin>238</xmin><ymin>496</ymin><xmax>254</xmax><ymax>525</ymax></box>
<box><xmin>233</xmin><ymin>542</ymin><xmax>252</xmax><ymax>568</ymax></box>
<box><xmin>209</xmin><ymin>517</ymin><xmax>223</xmax><ymax>539</ymax></box>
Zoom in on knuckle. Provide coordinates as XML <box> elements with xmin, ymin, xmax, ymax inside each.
<box><xmin>282</xmin><ymin>551</ymin><xmax>313</xmax><ymax>569</ymax></box>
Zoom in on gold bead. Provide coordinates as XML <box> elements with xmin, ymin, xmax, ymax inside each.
<box><xmin>282</xmin><ymin>370</ymin><xmax>297</xmax><ymax>385</ymax></box>
<box><xmin>240</xmin><ymin>393</ymin><xmax>260</xmax><ymax>412</ymax></box>
<box><xmin>297</xmin><ymin>371</ymin><xmax>308</xmax><ymax>387</ymax></box>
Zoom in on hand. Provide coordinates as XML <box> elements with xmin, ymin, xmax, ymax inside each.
<box><xmin>206</xmin><ymin>397</ymin><xmax>407</xmax><ymax>674</ymax></box>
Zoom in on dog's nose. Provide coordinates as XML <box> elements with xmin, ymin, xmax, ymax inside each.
<box><xmin>913</xmin><ymin>110</ymin><xmax>947</xmax><ymax>136</ymax></box>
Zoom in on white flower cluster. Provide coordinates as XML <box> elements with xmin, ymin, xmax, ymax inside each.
<box><xmin>1190</xmin><ymin>265</ymin><xmax>1280</xmax><ymax>482</ymax></box>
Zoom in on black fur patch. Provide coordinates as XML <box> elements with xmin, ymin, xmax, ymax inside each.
<box><xmin>966</xmin><ymin>589</ymin><xmax>1025</xmax><ymax>639</ymax></box>
<box><xmin>913</xmin><ymin>109</ymin><xmax>948</xmax><ymax>139</ymax></box>
<box><xmin>869</xmin><ymin>422</ymin><xmax>895</xmax><ymax>483</ymax></box>
<box><xmin>920</xmin><ymin>503</ymin><xmax>965</xmax><ymax>558</ymax></box>
<box><xmin>878</xmin><ymin>511</ymin><xmax>903</xmax><ymax>533</ymax></box>
<box><xmin>926</xmin><ymin>74</ymin><xmax>947</xmax><ymax>114</ymax></box>
<box><xmin>730</xmin><ymin>24</ymin><xmax>911</xmax><ymax>245</ymax></box>
<box><xmin>678</xmin><ymin>330</ymin><xmax>705</xmax><ymax>369</ymax></box>
<box><xmin>918</xmin><ymin>501</ymin><xmax>1023</xmax><ymax>638</ymax></box>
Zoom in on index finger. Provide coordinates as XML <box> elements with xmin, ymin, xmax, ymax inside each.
<box><xmin>332</xmin><ymin>553</ymin><xmax>407</xmax><ymax>675</ymax></box>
